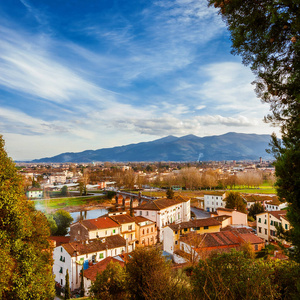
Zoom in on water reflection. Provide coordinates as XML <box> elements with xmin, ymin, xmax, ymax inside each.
<box><xmin>70</xmin><ymin>208</ymin><xmax>108</xmax><ymax>222</ymax></box>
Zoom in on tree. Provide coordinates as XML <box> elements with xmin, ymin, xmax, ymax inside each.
<box><xmin>0</xmin><ymin>136</ymin><xmax>55</xmax><ymax>299</ymax></box>
<box><xmin>126</xmin><ymin>247</ymin><xmax>187</xmax><ymax>300</ymax></box>
<box><xmin>191</xmin><ymin>250</ymin><xmax>300</xmax><ymax>299</ymax></box>
<box><xmin>166</xmin><ymin>188</ymin><xmax>174</xmax><ymax>199</ymax></box>
<box><xmin>80</xmin><ymin>269</ymin><xmax>85</xmax><ymax>297</ymax></box>
<box><xmin>65</xmin><ymin>269</ymin><xmax>70</xmax><ymax>300</ymax></box>
<box><xmin>46</xmin><ymin>214</ymin><xmax>58</xmax><ymax>235</ymax></box>
<box><xmin>209</xmin><ymin>0</ymin><xmax>300</xmax><ymax>261</ymax></box>
<box><xmin>249</xmin><ymin>202</ymin><xmax>265</xmax><ymax>220</ymax></box>
<box><xmin>225</xmin><ymin>192</ymin><xmax>247</xmax><ymax>213</ymax></box>
<box><xmin>89</xmin><ymin>261</ymin><xmax>128</xmax><ymax>300</ymax></box>
<box><xmin>60</xmin><ymin>185</ymin><xmax>69</xmax><ymax>196</ymax></box>
<box><xmin>53</xmin><ymin>209</ymin><xmax>73</xmax><ymax>236</ymax></box>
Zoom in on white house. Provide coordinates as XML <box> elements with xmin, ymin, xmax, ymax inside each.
<box><xmin>26</xmin><ymin>188</ymin><xmax>43</xmax><ymax>199</ymax></box>
<box><xmin>256</xmin><ymin>210</ymin><xmax>290</xmax><ymax>243</ymax></box>
<box><xmin>53</xmin><ymin>235</ymin><xmax>126</xmax><ymax>291</ymax></box>
<box><xmin>134</xmin><ymin>196</ymin><xmax>190</xmax><ymax>241</ymax></box>
<box><xmin>204</xmin><ymin>192</ymin><xmax>226</xmax><ymax>212</ymax></box>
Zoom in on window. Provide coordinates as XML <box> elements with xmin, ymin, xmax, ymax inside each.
<box><xmin>61</xmin><ymin>247</ymin><xmax>63</xmax><ymax>252</ymax></box>
<box><xmin>128</xmin><ymin>225</ymin><xmax>132</xmax><ymax>231</ymax></box>
<box><xmin>216</xmin><ymin>202</ymin><xmax>218</xmax><ymax>206</ymax></box>
<box><xmin>285</xmin><ymin>224</ymin><xmax>288</xmax><ymax>230</ymax></box>
<box><xmin>59</xmin><ymin>267</ymin><xmax>63</xmax><ymax>274</ymax></box>
<box><xmin>140</xmin><ymin>211</ymin><xmax>142</xmax><ymax>216</ymax></box>
<box><xmin>265</xmin><ymin>229</ymin><xmax>267</xmax><ymax>235</ymax></box>
<box><xmin>264</xmin><ymin>219</ymin><xmax>267</xmax><ymax>224</ymax></box>
<box><xmin>184</xmin><ymin>228</ymin><xmax>188</xmax><ymax>232</ymax></box>
<box><xmin>113</xmin><ymin>229</ymin><xmax>116</xmax><ymax>233</ymax></box>
<box><xmin>271</xmin><ymin>220</ymin><xmax>273</xmax><ymax>225</ymax></box>
<box><xmin>258</xmin><ymin>218</ymin><xmax>261</xmax><ymax>223</ymax></box>
<box><xmin>142</xmin><ymin>229</ymin><xmax>145</xmax><ymax>235</ymax></box>
<box><xmin>147</xmin><ymin>228</ymin><xmax>149</xmax><ymax>234</ymax></box>
<box><xmin>151</xmin><ymin>227</ymin><xmax>153</xmax><ymax>232</ymax></box>
<box><xmin>204</xmin><ymin>226</ymin><xmax>209</xmax><ymax>230</ymax></box>
<box><xmin>255</xmin><ymin>245</ymin><xmax>258</xmax><ymax>251</ymax></box>
<box><xmin>175</xmin><ymin>241</ymin><xmax>178</xmax><ymax>245</ymax></box>
<box><xmin>258</xmin><ymin>227</ymin><xmax>262</xmax><ymax>233</ymax></box>
<box><xmin>146</xmin><ymin>211</ymin><xmax>149</xmax><ymax>216</ymax></box>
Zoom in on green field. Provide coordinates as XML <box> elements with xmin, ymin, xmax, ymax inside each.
<box><xmin>34</xmin><ymin>194</ymin><xmax>109</xmax><ymax>211</ymax></box>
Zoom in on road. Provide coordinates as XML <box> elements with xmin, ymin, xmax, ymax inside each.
<box><xmin>191</xmin><ymin>207</ymin><xmax>210</xmax><ymax>219</ymax></box>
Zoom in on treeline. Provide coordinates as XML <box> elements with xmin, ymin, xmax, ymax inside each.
<box><xmin>89</xmin><ymin>247</ymin><xmax>300</xmax><ymax>300</ymax></box>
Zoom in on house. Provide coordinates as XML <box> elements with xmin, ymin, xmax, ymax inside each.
<box><xmin>242</xmin><ymin>194</ymin><xmax>287</xmax><ymax>211</ymax></box>
<box><xmin>69</xmin><ymin>217</ymin><xmax>121</xmax><ymax>242</ymax></box>
<box><xmin>256</xmin><ymin>210</ymin><xmax>290</xmax><ymax>243</ymax></box>
<box><xmin>177</xmin><ymin>231</ymin><xmax>241</xmax><ymax>263</ymax></box>
<box><xmin>134</xmin><ymin>196</ymin><xmax>190</xmax><ymax>241</ymax></box>
<box><xmin>53</xmin><ymin>235</ymin><xmax>126</xmax><ymax>291</ymax></box>
<box><xmin>132</xmin><ymin>216</ymin><xmax>157</xmax><ymax>246</ymax></box>
<box><xmin>26</xmin><ymin>188</ymin><xmax>43</xmax><ymax>199</ymax></box>
<box><xmin>107</xmin><ymin>212</ymin><xmax>137</xmax><ymax>252</ymax></box>
<box><xmin>83</xmin><ymin>257</ymin><xmax>125</xmax><ymax>295</ymax></box>
<box><xmin>203</xmin><ymin>192</ymin><xmax>226</xmax><ymax>212</ymax></box>
<box><xmin>176</xmin><ymin>229</ymin><xmax>263</xmax><ymax>263</ymax></box>
<box><xmin>212</xmin><ymin>207</ymin><xmax>248</xmax><ymax>226</ymax></box>
<box><xmin>163</xmin><ymin>218</ymin><xmax>221</xmax><ymax>255</ymax></box>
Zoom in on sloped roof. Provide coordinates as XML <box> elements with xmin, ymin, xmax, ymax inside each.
<box><xmin>203</xmin><ymin>191</ymin><xmax>226</xmax><ymax>196</ymax></box>
<box><xmin>109</xmin><ymin>213</ymin><xmax>136</xmax><ymax>225</ymax></box>
<box><xmin>135</xmin><ymin>198</ymin><xmax>183</xmax><ymax>211</ymax></box>
<box><xmin>132</xmin><ymin>216</ymin><xmax>155</xmax><ymax>225</ymax></box>
<box><xmin>62</xmin><ymin>235</ymin><xmax>126</xmax><ymax>257</ymax></box>
<box><xmin>168</xmin><ymin>218</ymin><xmax>221</xmax><ymax>231</ymax></box>
<box><xmin>239</xmin><ymin>233</ymin><xmax>264</xmax><ymax>244</ymax></box>
<box><xmin>72</xmin><ymin>217</ymin><xmax>119</xmax><ymax>231</ymax></box>
<box><xmin>269</xmin><ymin>210</ymin><xmax>287</xmax><ymax>220</ymax></box>
<box><xmin>84</xmin><ymin>257</ymin><xmax>125</xmax><ymax>281</ymax></box>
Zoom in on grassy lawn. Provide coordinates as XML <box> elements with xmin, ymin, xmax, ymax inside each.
<box><xmin>35</xmin><ymin>195</ymin><xmax>109</xmax><ymax>210</ymax></box>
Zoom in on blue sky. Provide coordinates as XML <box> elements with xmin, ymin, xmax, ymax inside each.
<box><xmin>0</xmin><ymin>0</ymin><xmax>278</xmax><ymax>160</ymax></box>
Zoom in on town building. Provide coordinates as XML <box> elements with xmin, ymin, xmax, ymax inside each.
<box><xmin>256</xmin><ymin>210</ymin><xmax>290</xmax><ymax>243</ymax></box>
<box><xmin>163</xmin><ymin>218</ymin><xmax>221</xmax><ymax>255</ymax></box>
<box><xmin>203</xmin><ymin>192</ymin><xmax>226</xmax><ymax>212</ymax></box>
<box><xmin>26</xmin><ymin>188</ymin><xmax>44</xmax><ymax>199</ymax></box>
<box><xmin>132</xmin><ymin>216</ymin><xmax>157</xmax><ymax>246</ymax></box>
<box><xmin>212</xmin><ymin>207</ymin><xmax>248</xmax><ymax>226</ymax></box>
<box><xmin>53</xmin><ymin>235</ymin><xmax>126</xmax><ymax>291</ymax></box>
<box><xmin>69</xmin><ymin>217</ymin><xmax>120</xmax><ymax>242</ymax></box>
<box><xmin>134</xmin><ymin>196</ymin><xmax>190</xmax><ymax>241</ymax></box>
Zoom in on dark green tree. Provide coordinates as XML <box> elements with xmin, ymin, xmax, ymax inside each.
<box><xmin>46</xmin><ymin>214</ymin><xmax>58</xmax><ymax>235</ymax></box>
<box><xmin>166</xmin><ymin>188</ymin><xmax>174</xmax><ymax>199</ymax></box>
<box><xmin>249</xmin><ymin>202</ymin><xmax>265</xmax><ymax>220</ymax></box>
<box><xmin>0</xmin><ymin>136</ymin><xmax>55</xmax><ymax>299</ymax></box>
<box><xmin>80</xmin><ymin>269</ymin><xmax>85</xmax><ymax>297</ymax></box>
<box><xmin>60</xmin><ymin>185</ymin><xmax>69</xmax><ymax>196</ymax></box>
<box><xmin>225</xmin><ymin>192</ymin><xmax>247</xmax><ymax>213</ymax></box>
<box><xmin>65</xmin><ymin>269</ymin><xmax>70</xmax><ymax>300</ymax></box>
<box><xmin>53</xmin><ymin>209</ymin><xmax>73</xmax><ymax>236</ymax></box>
<box><xmin>89</xmin><ymin>261</ymin><xmax>128</xmax><ymax>300</ymax></box>
<box><xmin>209</xmin><ymin>0</ymin><xmax>300</xmax><ymax>261</ymax></box>
<box><xmin>32</xmin><ymin>177</ymin><xmax>40</xmax><ymax>188</ymax></box>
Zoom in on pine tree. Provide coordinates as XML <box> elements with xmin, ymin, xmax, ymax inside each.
<box><xmin>209</xmin><ymin>0</ymin><xmax>300</xmax><ymax>261</ymax></box>
<box><xmin>0</xmin><ymin>136</ymin><xmax>55</xmax><ymax>299</ymax></box>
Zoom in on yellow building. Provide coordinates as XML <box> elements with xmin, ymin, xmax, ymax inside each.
<box><xmin>163</xmin><ymin>218</ymin><xmax>221</xmax><ymax>254</ymax></box>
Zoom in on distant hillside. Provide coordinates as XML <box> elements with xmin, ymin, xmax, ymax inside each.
<box><xmin>31</xmin><ymin>132</ymin><xmax>273</xmax><ymax>163</ymax></box>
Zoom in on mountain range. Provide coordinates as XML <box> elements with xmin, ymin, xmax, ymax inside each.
<box><xmin>31</xmin><ymin>132</ymin><xmax>274</xmax><ymax>163</ymax></box>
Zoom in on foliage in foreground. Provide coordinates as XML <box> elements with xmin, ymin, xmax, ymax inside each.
<box><xmin>0</xmin><ymin>136</ymin><xmax>55</xmax><ymax>299</ymax></box>
<box><xmin>191</xmin><ymin>251</ymin><xmax>300</xmax><ymax>300</ymax></box>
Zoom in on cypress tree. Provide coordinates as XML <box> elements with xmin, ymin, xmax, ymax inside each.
<box><xmin>65</xmin><ymin>269</ymin><xmax>70</xmax><ymax>300</ymax></box>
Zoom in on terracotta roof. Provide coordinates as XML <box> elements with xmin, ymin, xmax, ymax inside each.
<box><xmin>269</xmin><ymin>210</ymin><xmax>287</xmax><ymax>220</ymax></box>
<box><xmin>132</xmin><ymin>216</ymin><xmax>155</xmax><ymax>225</ymax></box>
<box><xmin>221</xmin><ymin>226</ymin><xmax>253</xmax><ymax>234</ymax></box>
<box><xmin>135</xmin><ymin>198</ymin><xmax>183</xmax><ymax>211</ymax></box>
<box><xmin>84</xmin><ymin>257</ymin><xmax>125</xmax><ymax>281</ymax></box>
<box><xmin>180</xmin><ymin>231</ymin><xmax>240</xmax><ymax>248</ymax></box>
<box><xmin>168</xmin><ymin>218</ymin><xmax>221</xmax><ymax>231</ymax></box>
<box><xmin>62</xmin><ymin>235</ymin><xmax>126</xmax><ymax>257</ymax></box>
<box><xmin>109</xmin><ymin>214</ymin><xmax>136</xmax><ymax>225</ymax></box>
<box><xmin>71</xmin><ymin>217</ymin><xmax>119</xmax><ymax>231</ymax></box>
<box><xmin>217</xmin><ymin>207</ymin><xmax>236</xmax><ymax>212</ymax></box>
<box><xmin>212</xmin><ymin>215</ymin><xmax>232</xmax><ymax>222</ymax></box>
<box><xmin>242</xmin><ymin>194</ymin><xmax>278</xmax><ymax>203</ymax></box>
<box><xmin>49</xmin><ymin>236</ymin><xmax>70</xmax><ymax>247</ymax></box>
<box><xmin>239</xmin><ymin>233</ymin><xmax>264</xmax><ymax>244</ymax></box>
